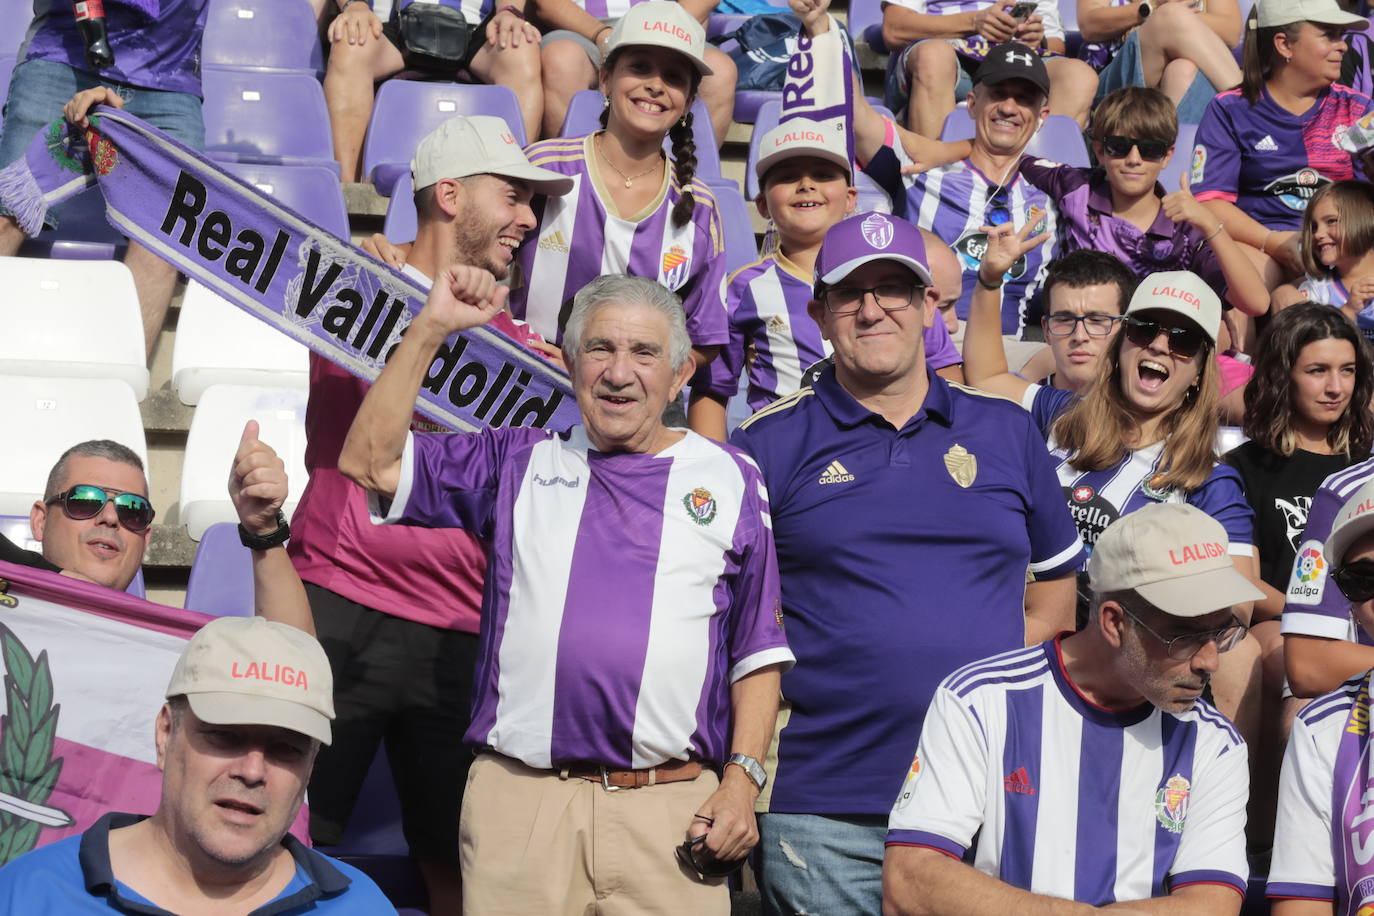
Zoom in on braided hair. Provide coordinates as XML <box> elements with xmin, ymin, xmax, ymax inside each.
<box><xmin>598</xmin><ymin>48</ymin><xmax>702</xmax><ymax>228</ymax></box>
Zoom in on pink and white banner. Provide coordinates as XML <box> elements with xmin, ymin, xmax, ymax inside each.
<box><xmin>0</xmin><ymin>560</ymin><xmax>305</xmax><ymax>864</ymax></box>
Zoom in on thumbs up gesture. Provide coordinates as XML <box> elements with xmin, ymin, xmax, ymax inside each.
<box><xmin>1161</xmin><ymin>171</ymin><xmax>1218</xmax><ymax>236</ymax></box>
<box><xmin>228</xmin><ymin>420</ymin><xmax>288</xmax><ymax>536</ymax></box>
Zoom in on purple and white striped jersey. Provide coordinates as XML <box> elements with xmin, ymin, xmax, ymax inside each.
<box><xmin>1268</xmin><ymin>676</ymin><xmax>1366</xmax><ymax>905</ymax></box>
<box><xmin>1283</xmin><ymin>457</ymin><xmax>1374</xmax><ymax>644</ymax></box>
<box><xmin>575</xmin><ymin>0</ymin><xmax>649</xmax><ymax>17</ymax></box>
<box><xmin>510</xmin><ymin>135</ymin><xmax>729</xmax><ymax>348</ymax></box>
<box><xmin>379</xmin><ymin>425</ymin><xmax>795</xmax><ymax>770</ymax></box>
<box><xmin>888</xmin><ymin>639</ymin><xmax>1250</xmax><ymax>905</ymax></box>
<box><xmin>390</xmin><ymin>0</ymin><xmax>493</xmax><ymax>27</ymax></box>
<box><xmin>863</xmin><ymin>123</ymin><xmax>1059</xmax><ymax>337</ymax></box>
<box><xmin>880</xmin><ymin>0</ymin><xmax>1063</xmax><ymax>58</ymax></box>
<box><xmin>697</xmin><ymin>253</ymin><xmax>962</xmax><ymax>409</ymax></box>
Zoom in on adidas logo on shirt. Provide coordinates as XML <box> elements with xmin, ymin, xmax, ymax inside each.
<box><xmin>818</xmin><ymin>460</ymin><xmax>855</xmax><ymax>485</ymax></box>
<box><xmin>1254</xmin><ymin>135</ymin><xmax>1278</xmax><ymax>151</ymax></box>
<box><xmin>1004</xmin><ymin>767</ymin><xmax>1036</xmax><ymax>795</ymax></box>
<box><xmin>767</xmin><ymin>314</ymin><xmax>788</xmax><ymax>333</ymax></box>
<box><xmin>538</xmin><ymin>230</ymin><xmax>570</xmax><ymax>253</ymax></box>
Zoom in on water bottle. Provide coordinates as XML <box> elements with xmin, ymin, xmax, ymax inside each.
<box><xmin>73</xmin><ymin>0</ymin><xmax>115</xmax><ymax>70</ymax></box>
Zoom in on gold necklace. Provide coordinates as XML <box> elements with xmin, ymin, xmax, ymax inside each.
<box><xmin>595</xmin><ymin>134</ymin><xmax>661</xmax><ymax>188</ymax></box>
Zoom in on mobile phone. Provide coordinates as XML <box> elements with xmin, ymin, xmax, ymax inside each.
<box><xmin>1010</xmin><ymin>2</ymin><xmax>1037</xmax><ymax>20</ymax></box>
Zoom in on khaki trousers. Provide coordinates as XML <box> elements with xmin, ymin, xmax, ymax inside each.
<box><xmin>459</xmin><ymin>752</ymin><xmax>731</xmax><ymax>915</ymax></box>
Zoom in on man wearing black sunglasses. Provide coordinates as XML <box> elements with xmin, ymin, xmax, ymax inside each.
<box><xmin>885</xmin><ymin>503</ymin><xmax>1260</xmax><ymax>915</ymax></box>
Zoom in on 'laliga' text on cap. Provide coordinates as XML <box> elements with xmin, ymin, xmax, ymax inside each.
<box><xmin>166</xmin><ymin>616</ymin><xmax>336</xmax><ymax>745</ymax></box>
<box><xmin>1124</xmin><ymin>269</ymin><xmax>1221</xmax><ymax>344</ymax></box>
<box><xmin>411</xmin><ymin>115</ymin><xmax>574</xmax><ymax>197</ymax></box>
<box><xmin>815</xmin><ymin>212</ymin><xmax>934</xmax><ymax>296</ymax></box>
<box><xmin>754</xmin><ymin>118</ymin><xmax>852</xmax><ymax>183</ymax></box>
<box><xmin>1087</xmin><ymin>503</ymin><xmax>1263</xmax><ymax>618</ymax></box>
<box><xmin>606</xmin><ymin>1</ymin><xmax>713</xmax><ymax>76</ymax></box>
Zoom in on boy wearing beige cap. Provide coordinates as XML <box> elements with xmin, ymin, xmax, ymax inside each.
<box><xmin>0</xmin><ymin>616</ymin><xmax>395</xmax><ymax>913</ymax></box>
<box><xmin>885</xmin><ymin>503</ymin><xmax>1259</xmax><ymax>914</ymax></box>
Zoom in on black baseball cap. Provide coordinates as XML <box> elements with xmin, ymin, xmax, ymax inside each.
<box><xmin>973</xmin><ymin>43</ymin><xmax>1050</xmax><ymax>98</ymax></box>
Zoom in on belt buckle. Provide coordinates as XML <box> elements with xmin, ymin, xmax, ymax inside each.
<box><xmin>599</xmin><ymin>765</ymin><xmax>624</xmax><ymax>791</ymax></box>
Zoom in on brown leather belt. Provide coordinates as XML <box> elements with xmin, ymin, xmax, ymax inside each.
<box><xmin>561</xmin><ymin>759</ymin><xmax>703</xmax><ymax>790</ymax></box>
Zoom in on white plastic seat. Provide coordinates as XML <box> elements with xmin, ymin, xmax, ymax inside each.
<box><xmin>172</xmin><ymin>281</ymin><xmax>310</xmax><ymax>405</ymax></box>
<box><xmin>0</xmin><ymin>376</ymin><xmax>148</xmax><ymax>516</ymax></box>
<box><xmin>180</xmin><ymin>382</ymin><xmax>309</xmax><ymax>540</ymax></box>
<box><xmin>0</xmin><ymin>257</ymin><xmax>149</xmax><ymax>398</ymax></box>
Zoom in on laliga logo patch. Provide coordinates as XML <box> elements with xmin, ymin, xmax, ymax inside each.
<box><xmin>1155</xmin><ymin>774</ymin><xmax>1191</xmax><ymax>834</ymax></box>
<box><xmin>861</xmin><ymin>213</ymin><xmax>894</xmax><ymax>249</ymax></box>
<box><xmin>894</xmin><ymin>753</ymin><xmax>922</xmax><ymax>810</ymax></box>
<box><xmin>1286</xmin><ymin>540</ymin><xmax>1326</xmax><ymax>604</ymax></box>
<box><xmin>1189</xmin><ymin>145</ymin><xmax>1206</xmax><ymax>184</ymax></box>
<box><xmin>1296</xmin><ymin>545</ymin><xmax>1325</xmax><ymax>584</ymax></box>
<box><xmin>661</xmin><ymin>244</ymin><xmax>691</xmax><ymax>290</ymax></box>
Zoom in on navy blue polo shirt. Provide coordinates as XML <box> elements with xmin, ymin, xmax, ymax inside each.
<box><xmin>731</xmin><ymin>367</ymin><xmax>1085</xmax><ymax>816</ymax></box>
<box><xmin>0</xmin><ymin>812</ymin><xmax>396</xmax><ymax>914</ymax></box>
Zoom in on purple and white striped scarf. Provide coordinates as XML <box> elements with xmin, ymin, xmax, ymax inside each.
<box><xmin>0</xmin><ymin>108</ymin><xmax>577</xmax><ymax>434</ymax></box>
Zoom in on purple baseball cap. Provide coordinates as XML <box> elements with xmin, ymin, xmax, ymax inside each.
<box><xmin>814</xmin><ymin>212</ymin><xmax>934</xmax><ymax>296</ymax></box>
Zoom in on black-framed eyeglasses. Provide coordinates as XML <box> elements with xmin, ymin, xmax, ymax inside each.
<box><xmin>822</xmin><ymin>284</ymin><xmax>920</xmax><ymax>316</ymax></box>
<box><xmin>1334</xmin><ymin>559</ymin><xmax>1374</xmax><ymax>602</ymax></box>
<box><xmin>45</xmin><ymin>484</ymin><xmax>155</xmax><ymax>533</ymax></box>
<box><xmin>1122</xmin><ymin>315</ymin><xmax>1209</xmax><ymax>361</ymax></box>
<box><xmin>1119</xmin><ymin>603</ymin><xmax>1247</xmax><ymax>661</ymax></box>
<box><xmin>675</xmin><ymin>834</ymin><xmax>746</xmax><ymax>879</ymax></box>
<box><xmin>985</xmin><ymin>185</ymin><xmax>1012</xmax><ymax>227</ymax></box>
<box><xmin>1100</xmin><ymin>135</ymin><xmax>1171</xmax><ymax>162</ymax></box>
<box><xmin>1043</xmin><ymin>313</ymin><xmax>1122</xmax><ymax>338</ymax></box>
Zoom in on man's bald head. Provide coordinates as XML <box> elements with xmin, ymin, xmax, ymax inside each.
<box><xmin>919</xmin><ymin>229</ymin><xmax>961</xmax><ymax>335</ymax></box>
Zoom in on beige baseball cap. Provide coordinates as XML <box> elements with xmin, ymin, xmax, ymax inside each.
<box><xmin>1257</xmin><ymin>0</ymin><xmax>1366</xmax><ymax>30</ymax></box>
<box><xmin>1087</xmin><ymin>504</ymin><xmax>1263</xmax><ymax>618</ymax></box>
<box><xmin>606</xmin><ymin>1</ymin><xmax>713</xmax><ymax>76</ymax></box>
<box><xmin>754</xmin><ymin>118</ymin><xmax>852</xmax><ymax>183</ymax></box>
<box><xmin>1125</xmin><ymin>270</ymin><xmax>1222</xmax><ymax>344</ymax></box>
<box><xmin>1325</xmin><ymin>478</ymin><xmax>1374</xmax><ymax>567</ymax></box>
<box><xmin>166</xmin><ymin>617</ymin><xmax>335</xmax><ymax>745</ymax></box>
<box><xmin>410</xmin><ymin>116</ymin><xmax>574</xmax><ymax>196</ymax></box>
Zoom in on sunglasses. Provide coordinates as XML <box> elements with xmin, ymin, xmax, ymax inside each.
<box><xmin>1335</xmin><ymin>559</ymin><xmax>1374</xmax><ymax>602</ymax></box>
<box><xmin>675</xmin><ymin>834</ymin><xmax>745</xmax><ymax>880</ymax></box>
<box><xmin>45</xmin><ymin>484</ymin><xmax>155</xmax><ymax>533</ymax></box>
<box><xmin>1122</xmin><ymin>315</ymin><xmax>1208</xmax><ymax>361</ymax></box>
<box><xmin>1100</xmin><ymin>135</ymin><xmax>1171</xmax><ymax>162</ymax></box>
<box><xmin>985</xmin><ymin>185</ymin><xmax>1012</xmax><ymax>227</ymax></box>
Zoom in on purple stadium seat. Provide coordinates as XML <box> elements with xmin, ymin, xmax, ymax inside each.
<box><xmin>362</xmin><ymin>80</ymin><xmax>528</xmax><ymax>197</ymax></box>
<box><xmin>1159</xmin><ymin>122</ymin><xmax>1198</xmax><ymax>193</ymax></box>
<box><xmin>201</xmin><ymin>68</ymin><xmax>338</xmax><ymax>173</ymax></box>
<box><xmin>560</xmin><ymin>89</ymin><xmax>722</xmax><ymax>178</ymax></box>
<box><xmin>702</xmin><ymin>177</ymin><xmax>760</xmax><ymax>274</ymax></box>
<box><xmin>0</xmin><ymin>515</ymin><xmax>145</xmax><ymax>598</ymax></box>
<box><xmin>183</xmin><ymin>522</ymin><xmax>255</xmax><ymax>618</ymax></box>
<box><xmin>848</xmin><ymin>0</ymin><xmax>888</xmax><ymax>51</ymax></box>
<box><xmin>219</xmin><ymin>161</ymin><xmax>350</xmax><ymax>237</ymax></box>
<box><xmin>0</xmin><ymin>0</ymin><xmax>24</xmax><ymax>58</ymax></box>
<box><xmin>939</xmin><ymin>110</ymin><xmax>1089</xmax><ymax>166</ymax></box>
<box><xmin>744</xmin><ymin>99</ymin><xmax>894</xmax><ymax>212</ymax></box>
<box><xmin>202</xmin><ymin>0</ymin><xmax>326</xmax><ymax>76</ymax></box>
<box><xmin>0</xmin><ymin>53</ymin><xmax>15</xmax><ymax>129</ymax></box>
<box><xmin>382</xmin><ymin>174</ymin><xmax>418</xmax><ymax>245</ymax></box>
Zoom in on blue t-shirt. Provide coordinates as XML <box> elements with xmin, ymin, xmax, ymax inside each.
<box><xmin>731</xmin><ymin>368</ymin><xmax>1085</xmax><ymax>815</ymax></box>
<box><xmin>21</xmin><ymin>0</ymin><xmax>211</xmax><ymax>97</ymax></box>
<box><xmin>1029</xmin><ymin>385</ymin><xmax>1254</xmax><ymax>556</ymax></box>
<box><xmin>0</xmin><ymin>812</ymin><xmax>397</xmax><ymax>914</ymax></box>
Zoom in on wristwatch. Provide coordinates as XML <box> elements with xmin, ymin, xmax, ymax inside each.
<box><xmin>1138</xmin><ymin>0</ymin><xmax>1152</xmax><ymax>19</ymax></box>
<box><xmin>238</xmin><ymin>511</ymin><xmax>290</xmax><ymax>551</ymax></box>
<box><xmin>726</xmin><ymin>754</ymin><xmax>768</xmax><ymax>792</ymax></box>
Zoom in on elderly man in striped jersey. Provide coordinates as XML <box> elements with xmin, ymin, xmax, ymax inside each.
<box><xmin>340</xmin><ymin>269</ymin><xmax>793</xmax><ymax>915</ymax></box>
<box><xmin>885</xmin><ymin>503</ymin><xmax>1259</xmax><ymax>915</ymax></box>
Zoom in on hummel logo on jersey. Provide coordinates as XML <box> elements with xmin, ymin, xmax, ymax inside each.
<box><xmin>1254</xmin><ymin>135</ymin><xmax>1278</xmax><ymax>151</ymax></box>
<box><xmin>538</xmin><ymin>230</ymin><xmax>569</xmax><ymax>253</ymax></box>
<box><xmin>1004</xmin><ymin>767</ymin><xmax>1036</xmax><ymax>795</ymax></box>
<box><xmin>818</xmin><ymin>460</ymin><xmax>855</xmax><ymax>484</ymax></box>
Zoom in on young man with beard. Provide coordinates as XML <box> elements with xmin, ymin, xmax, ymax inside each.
<box><xmin>286</xmin><ymin>116</ymin><xmax>571</xmax><ymax>915</ymax></box>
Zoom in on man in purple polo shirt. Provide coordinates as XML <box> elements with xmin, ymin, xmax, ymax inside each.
<box><xmin>339</xmin><ymin>270</ymin><xmax>794</xmax><ymax>915</ymax></box>
<box><xmin>730</xmin><ymin>211</ymin><xmax>1084</xmax><ymax>915</ymax></box>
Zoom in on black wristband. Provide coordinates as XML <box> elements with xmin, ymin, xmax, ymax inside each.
<box><xmin>238</xmin><ymin>511</ymin><xmax>290</xmax><ymax>550</ymax></box>
<box><xmin>498</xmin><ymin>4</ymin><xmax>525</xmax><ymax>18</ymax></box>
<box><xmin>977</xmin><ymin>274</ymin><xmax>1003</xmax><ymax>291</ymax></box>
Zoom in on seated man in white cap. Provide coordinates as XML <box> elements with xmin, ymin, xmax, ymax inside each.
<box><xmin>885</xmin><ymin>503</ymin><xmax>1259</xmax><ymax>915</ymax></box>
<box><xmin>1269</xmin><ymin>478</ymin><xmax>1374</xmax><ymax>915</ymax></box>
<box><xmin>0</xmin><ymin>613</ymin><xmax>394</xmax><ymax>913</ymax></box>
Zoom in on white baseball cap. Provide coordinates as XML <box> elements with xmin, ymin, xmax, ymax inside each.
<box><xmin>754</xmin><ymin>118</ymin><xmax>852</xmax><ymax>183</ymax></box>
<box><xmin>1257</xmin><ymin>0</ymin><xmax>1367</xmax><ymax>29</ymax></box>
<box><xmin>411</xmin><ymin>116</ymin><xmax>574</xmax><ymax>196</ymax></box>
<box><xmin>1325</xmin><ymin>478</ymin><xmax>1374</xmax><ymax>567</ymax></box>
<box><xmin>1125</xmin><ymin>270</ymin><xmax>1222</xmax><ymax>344</ymax></box>
<box><xmin>1088</xmin><ymin>504</ymin><xmax>1263</xmax><ymax>618</ymax></box>
<box><xmin>606</xmin><ymin>1</ymin><xmax>713</xmax><ymax>76</ymax></box>
<box><xmin>166</xmin><ymin>617</ymin><xmax>335</xmax><ymax>745</ymax></box>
